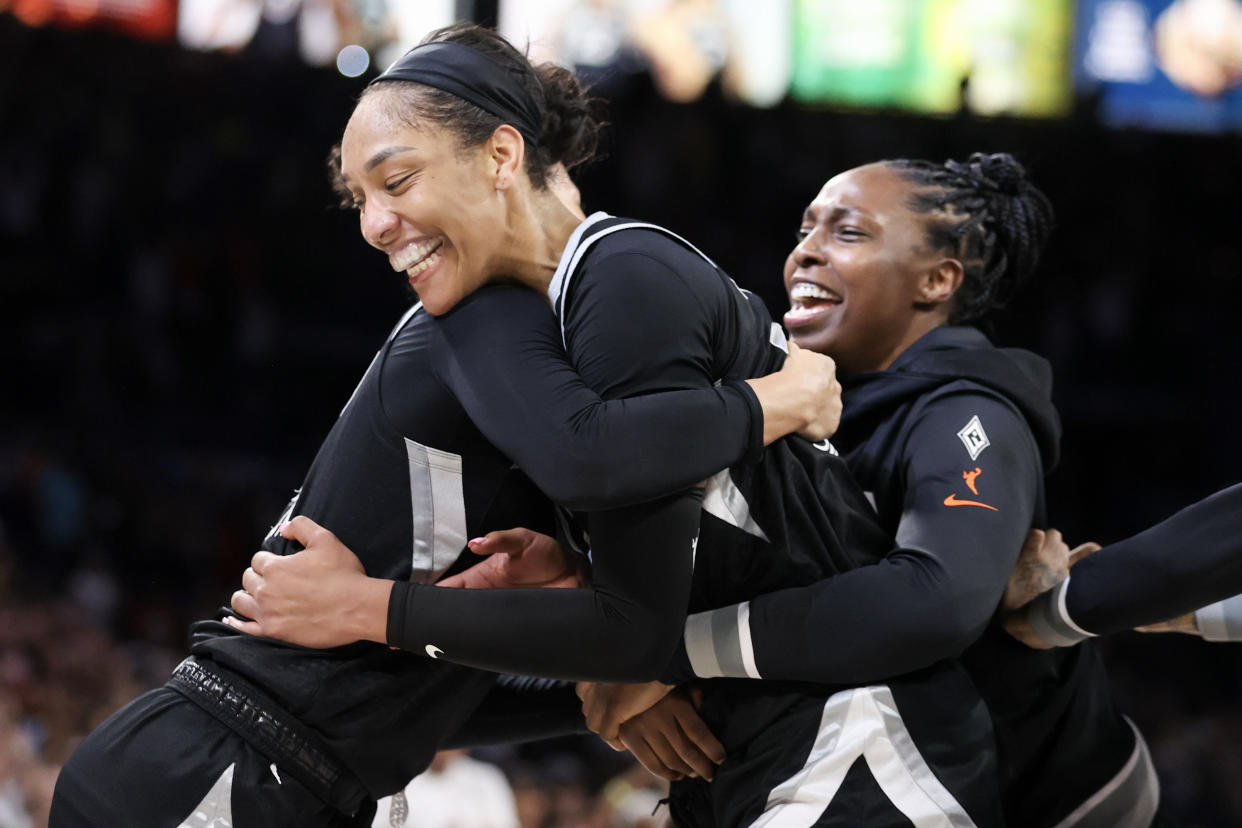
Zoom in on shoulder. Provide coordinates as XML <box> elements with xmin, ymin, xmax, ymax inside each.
<box><xmin>904</xmin><ymin>383</ymin><xmax>1036</xmax><ymax>468</ymax></box>
<box><xmin>576</xmin><ymin>223</ymin><xmax>724</xmax><ymax>297</ymax></box>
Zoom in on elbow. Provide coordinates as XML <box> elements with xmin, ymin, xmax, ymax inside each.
<box><xmin>522</xmin><ymin>453</ymin><xmax>620</xmax><ymax>511</ymax></box>
<box><xmin>601</xmin><ymin>616</ymin><xmax>681</xmax><ymax>682</ymax></box>
<box><xmin>920</xmin><ymin>595</ymin><xmax>994</xmax><ymax>659</ymax></box>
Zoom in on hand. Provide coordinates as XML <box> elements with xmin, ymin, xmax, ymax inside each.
<box><xmin>618</xmin><ymin>687</ymin><xmax>725</xmax><ymax>782</ymax></box>
<box><xmin>226</xmin><ymin>516</ymin><xmax>390</xmax><ymax>649</ymax></box>
<box><xmin>1136</xmin><ymin>613</ymin><xmax>1201</xmax><ymax>636</ymax></box>
<box><xmin>577</xmin><ymin>680</ymin><xmax>674</xmax><ymax>748</ymax></box>
<box><xmin>437</xmin><ymin>528</ymin><xmax>585</xmax><ymax>590</ymax></box>
<box><xmin>1002</xmin><ymin>529</ymin><xmax>1071</xmax><ymax>612</ymax></box>
<box><xmin>746</xmin><ymin>342</ymin><xmax>842</xmax><ymax>446</ymax></box>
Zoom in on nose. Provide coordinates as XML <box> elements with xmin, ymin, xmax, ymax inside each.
<box><xmin>360</xmin><ymin>202</ymin><xmax>400</xmax><ymax>250</ymax></box>
<box><xmin>792</xmin><ymin>230</ymin><xmax>825</xmax><ymax>269</ymax></box>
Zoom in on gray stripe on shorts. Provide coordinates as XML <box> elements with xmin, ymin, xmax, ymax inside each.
<box><xmin>1053</xmin><ymin>718</ymin><xmax>1159</xmax><ymax>828</ymax></box>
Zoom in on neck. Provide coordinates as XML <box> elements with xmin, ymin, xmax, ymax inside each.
<box><xmin>493</xmin><ymin>189</ymin><xmax>583</xmax><ymax>300</ymax></box>
<box><xmin>868</xmin><ymin>314</ymin><xmax>950</xmax><ymax>373</ymax></box>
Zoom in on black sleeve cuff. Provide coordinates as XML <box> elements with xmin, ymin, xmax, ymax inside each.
<box><xmin>724</xmin><ymin>378</ymin><xmax>765</xmax><ymax>467</ymax></box>
<box><xmin>386</xmin><ymin>580</ymin><xmax>414</xmax><ymax>650</ymax></box>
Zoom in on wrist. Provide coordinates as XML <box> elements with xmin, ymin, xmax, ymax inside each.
<box><xmin>345</xmin><ymin>575</ymin><xmax>394</xmax><ymax>643</ymax></box>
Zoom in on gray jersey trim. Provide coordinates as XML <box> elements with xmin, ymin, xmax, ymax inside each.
<box><xmin>404</xmin><ymin>438</ymin><xmax>467</xmax><ymax>584</ymax></box>
<box><xmin>751</xmin><ymin>686</ymin><xmax>976</xmax><ymax>828</ymax></box>
<box><xmin>1195</xmin><ymin>593</ymin><xmax>1242</xmax><ymax>642</ymax></box>
<box><xmin>176</xmin><ymin>763</ymin><xmax>234</xmax><ymax>828</ymax></box>
<box><xmin>702</xmin><ymin>469</ymin><xmax>769</xmax><ymax>541</ymax></box>
<box><xmin>547</xmin><ymin>213</ymin><xmax>719</xmax><ymax>347</ymax></box>
<box><xmin>1052</xmin><ymin>718</ymin><xmax>1159</xmax><ymax>828</ymax></box>
<box><xmin>684</xmin><ymin>602</ymin><xmax>761</xmax><ymax>680</ymax></box>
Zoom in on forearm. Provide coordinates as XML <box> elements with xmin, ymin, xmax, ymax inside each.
<box><xmin>388</xmin><ymin>491</ymin><xmax>700</xmax><ymax>682</ymax></box>
<box><xmin>662</xmin><ymin>550</ymin><xmax>998</xmax><ymax>685</ymax></box>
<box><xmin>1024</xmin><ymin>483</ymin><xmax>1242</xmax><ymax>641</ymax></box>
<box><xmin>442</xmin><ymin>677</ymin><xmax>587</xmax><ymax>749</ymax></box>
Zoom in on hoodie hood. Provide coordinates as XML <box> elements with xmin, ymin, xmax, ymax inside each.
<box><xmin>838</xmin><ymin>326</ymin><xmax>1061</xmax><ymax>472</ymax></box>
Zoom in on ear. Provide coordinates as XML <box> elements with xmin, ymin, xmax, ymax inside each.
<box><xmin>917</xmin><ymin>258</ymin><xmax>964</xmax><ymax>306</ymax></box>
<box><xmin>487</xmin><ymin>124</ymin><xmax>526</xmax><ymax>191</ymax></box>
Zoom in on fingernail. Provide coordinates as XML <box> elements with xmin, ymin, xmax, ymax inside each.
<box><xmin>468</xmin><ymin>537</ymin><xmax>487</xmax><ymax>546</ymax></box>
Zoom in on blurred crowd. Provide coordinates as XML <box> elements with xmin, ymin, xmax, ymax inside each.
<box><xmin>3</xmin><ymin>11</ymin><xmax>1242</xmax><ymax>827</ymax></box>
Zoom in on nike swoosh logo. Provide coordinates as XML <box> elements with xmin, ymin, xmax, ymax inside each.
<box><xmin>944</xmin><ymin>493</ymin><xmax>998</xmax><ymax>511</ymax></box>
<box><xmin>425</xmin><ymin>644</ymin><xmax>443</xmax><ymax>659</ymax></box>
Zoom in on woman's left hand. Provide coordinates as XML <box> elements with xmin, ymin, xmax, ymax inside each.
<box><xmin>226</xmin><ymin>516</ymin><xmax>390</xmax><ymax>649</ymax></box>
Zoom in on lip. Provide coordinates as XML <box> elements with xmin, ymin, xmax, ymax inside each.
<box><xmin>389</xmin><ymin>237</ymin><xmax>444</xmax><ymax>272</ymax></box>
<box><xmin>407</xmin><ymin>249</ymin><xmax>445</xmax><ymax>288</ymax></box>
<box><xmin>784</xmin><ymin>276</ymin><xmax>841</xmax><ymax>329</ymax></box>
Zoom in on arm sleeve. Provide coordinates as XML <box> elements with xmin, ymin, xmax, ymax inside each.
<box><xmin>387</xmin><ymin>490</ymin><xmax>700</xmax><ymax>682</ymax></box>
<box><xmin>389</xmin><ymin>252</ymin><xmax>731</xmax><ymax>681</ymax></box>
<box><xmin>435</xmin><ymin>285</ymin><xmax>763</xmax><ymax>509</ymax></box>
<box><xmin>441</xmin><ymin>676</ymin><xmax>588</xmax><ymax>749</ymax></box>
<box><xmin>663</xmin><ymin>394</ymin><xmax>1039</xmax><ymax>685</ymax></box>
<box><xmin>1021</xmin><ymin>483</ymin><xmax>1242</xmax><ymax>641</ymax></box>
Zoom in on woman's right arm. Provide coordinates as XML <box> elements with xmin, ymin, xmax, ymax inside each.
<box><xmin>432</xmin><ymin>285</ymin><xmax>832</xmax><ymax>510</ymax></box>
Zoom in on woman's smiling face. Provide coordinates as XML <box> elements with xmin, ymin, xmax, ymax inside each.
<box><xmin>783</xmin><ymin>163</ymin><xmax>954</xmax><ymax>373</ymax></box>
<box><xmin>339</xmin><ymin>90</ymin><xmax>507</xmax><ymax>315</ymax></box>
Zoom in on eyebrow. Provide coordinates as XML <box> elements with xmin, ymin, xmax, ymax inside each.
<box><xmin>364</xmin><ymin>145</ymin><xmax>417</xmax><ymax>172</ymax></box>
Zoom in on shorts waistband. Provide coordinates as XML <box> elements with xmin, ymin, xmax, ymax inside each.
<box><xmin>167</xmin><ymin>655</ymin><xmax>368</xmax><ymax>817</ymax></box>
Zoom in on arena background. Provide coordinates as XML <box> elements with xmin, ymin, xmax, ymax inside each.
<box><xmin>2</xmin><ymin>0</ymin><xmax>1242</xmax><ymax>825</ymax></box>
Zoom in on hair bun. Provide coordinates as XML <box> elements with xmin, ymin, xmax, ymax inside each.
<box><xmin>948</xmin><ymin>152</ymin><xmax>1026</xmax><ymax>197</ymax></box>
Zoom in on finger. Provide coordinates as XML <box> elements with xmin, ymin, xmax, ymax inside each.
<box><xmin>250</xmin><ymin>550</ymin><xmax>280</xmax><ymax>575</ymax></box>
<box><xmin>280</xmin><ymin>515</ymin><xmax>329</xmax><ymax>546</ymax></box>
<box><xmin>221</xmin><ymin>615</ymin><xmax>265</xmax><ymax>637</ymax></box>
<box><xmin>576</xmin><ymin>682</ymin><xmax>594</xmax><ymax>704</ymax></box>
<box><xmin>620</xmin><ymin>732</ymin><xmax>682</xmax><ymax>782</ymax></box>
<box><xmin>674</xmin><ymin>707</ymin><xmax>725</xmax><ymax>766</ymax></box>
<box><xmin>1022</xmin><ymin>528</ymin><xmax>1045</xmax><ymax>554</ymax></box>
<box><xmin>241</xmin><ymin>566</ymin><xmax>263</xmax><ymax>596</ymax></box>
<box><xmin>230</xmin><ymin>590</ymin><xmax>260</xmax><ymax>621</ymax></box>
<box><xmin>1069</xmin><ymin>542</ymin><xmax>1103</xmax><ymax>566</ymax></box>
<box><xmin>643</xmin><ymin>728</ymin><xmax>697</xmax><ymax>779</ymax></box>
<box><xmin>475</xmin><ymin>528</ymin><xmax>531</xmax><ymax>558</ymax></box>
<box><xmin>665</xmin><ymin>724</ymin><xmax>717</xmax><ymax>780</ymax></box>
<box><xmin>465</xmin><ymin>537</ymin><xmax>493</xmax><ymax>556</ymax></box>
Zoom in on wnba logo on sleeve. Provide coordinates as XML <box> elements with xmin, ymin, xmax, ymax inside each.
<box><xmin>956</xmin><ymin>415</ymin><xmax>990</xmax><ymax>460</ymax></box>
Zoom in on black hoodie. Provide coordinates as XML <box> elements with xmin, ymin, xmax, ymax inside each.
<box><xmin>836</xmin><ymin>326</ymin><xmax>1139</xmax><ymax>828</ymax></box>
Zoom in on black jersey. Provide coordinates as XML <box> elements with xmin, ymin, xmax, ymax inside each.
<box><xmin>188</xmin><ymin>280</ymin><xmax>766</xmax><ymax>799</ymax></box>
<box><xmin>188</xmin><ymin>302</ymin><xmax>551</xmax><ymax>798</ymax></box>
<box><xmin>542</xmin><ymin>216</ymin><xmax>1002</xmax><ymax>826</ymax></box>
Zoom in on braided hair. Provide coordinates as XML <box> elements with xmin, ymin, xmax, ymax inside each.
<box><xmin>885</xmin><ymin>153</ymin><xmax>1055</xmax><ymax>324</ymax></box>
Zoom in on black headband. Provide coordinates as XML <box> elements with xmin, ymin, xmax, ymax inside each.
<box><xmin>370</xmin><ymin>41</ymin><xmax>543</xmax><ymax>147</ymax></box>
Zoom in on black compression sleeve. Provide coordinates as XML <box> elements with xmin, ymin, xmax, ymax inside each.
<box><xmin>1064</xmin><ymin>483</ymin><xmax>1242</xmax><ymax>634</ymax></box>
<box><xmin>669</xmin><ymin>394</ymin><xmax>1040</xmax><ymax>684</ymax></box>
<box><xmin>387</xmin><ymin>488</ymin><xmax>701</xmax><ymax>682</ymax></box>
<box><xmin>442</xmin><ymin>677</ymin><xmax>587</xmax><ymax>749</ymax></box>
<box><xmin>434</xmin><ymin>286</ymin><xmax>763</xmax><ymax>509</ymax></box>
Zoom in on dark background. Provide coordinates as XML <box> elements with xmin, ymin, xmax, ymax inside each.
<box><xmin>2</xmin><ymin>7</ymin><xmax>1242</xmax><ymax>825</ymax></box>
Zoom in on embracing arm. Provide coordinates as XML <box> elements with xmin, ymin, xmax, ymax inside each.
<box><xmin>1014</xmin><ymin>483</ymin><xmax>1242</xmax><ymax>644</ymax></box>
<box><xmin>435</xmin><ymin>286</ymin><xmax>833</xmax><ymax>510</ymax></box>
<box><xmin>661</xmin><ymin>395</ymin><xmax>1039</xmax><ymax>685</ymax></box>
<box><xmin>441</xmin><ymin>675</ymin><xmax>587</xmax><ymax>749</ymax></box>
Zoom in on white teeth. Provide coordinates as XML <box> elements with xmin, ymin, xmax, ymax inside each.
<box><xmin>391</xmin><ymin>238</ymin><xmax>444</xmax><ymax>272</ymax></box>
<box><xmin>790</xmin><ymin>282</ymin><xmax>837</xmax><ymax>302</ymax></box>
<box><xmin>406</xmin><ymin>248</ymin><xmax>441</xmax><ymax>277</ymax></box>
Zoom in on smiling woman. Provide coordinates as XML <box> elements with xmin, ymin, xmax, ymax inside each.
<box><xmin>331</xmin><ymin>30</ymin><xmax>602</xmax><ymax>315</ymax></box>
